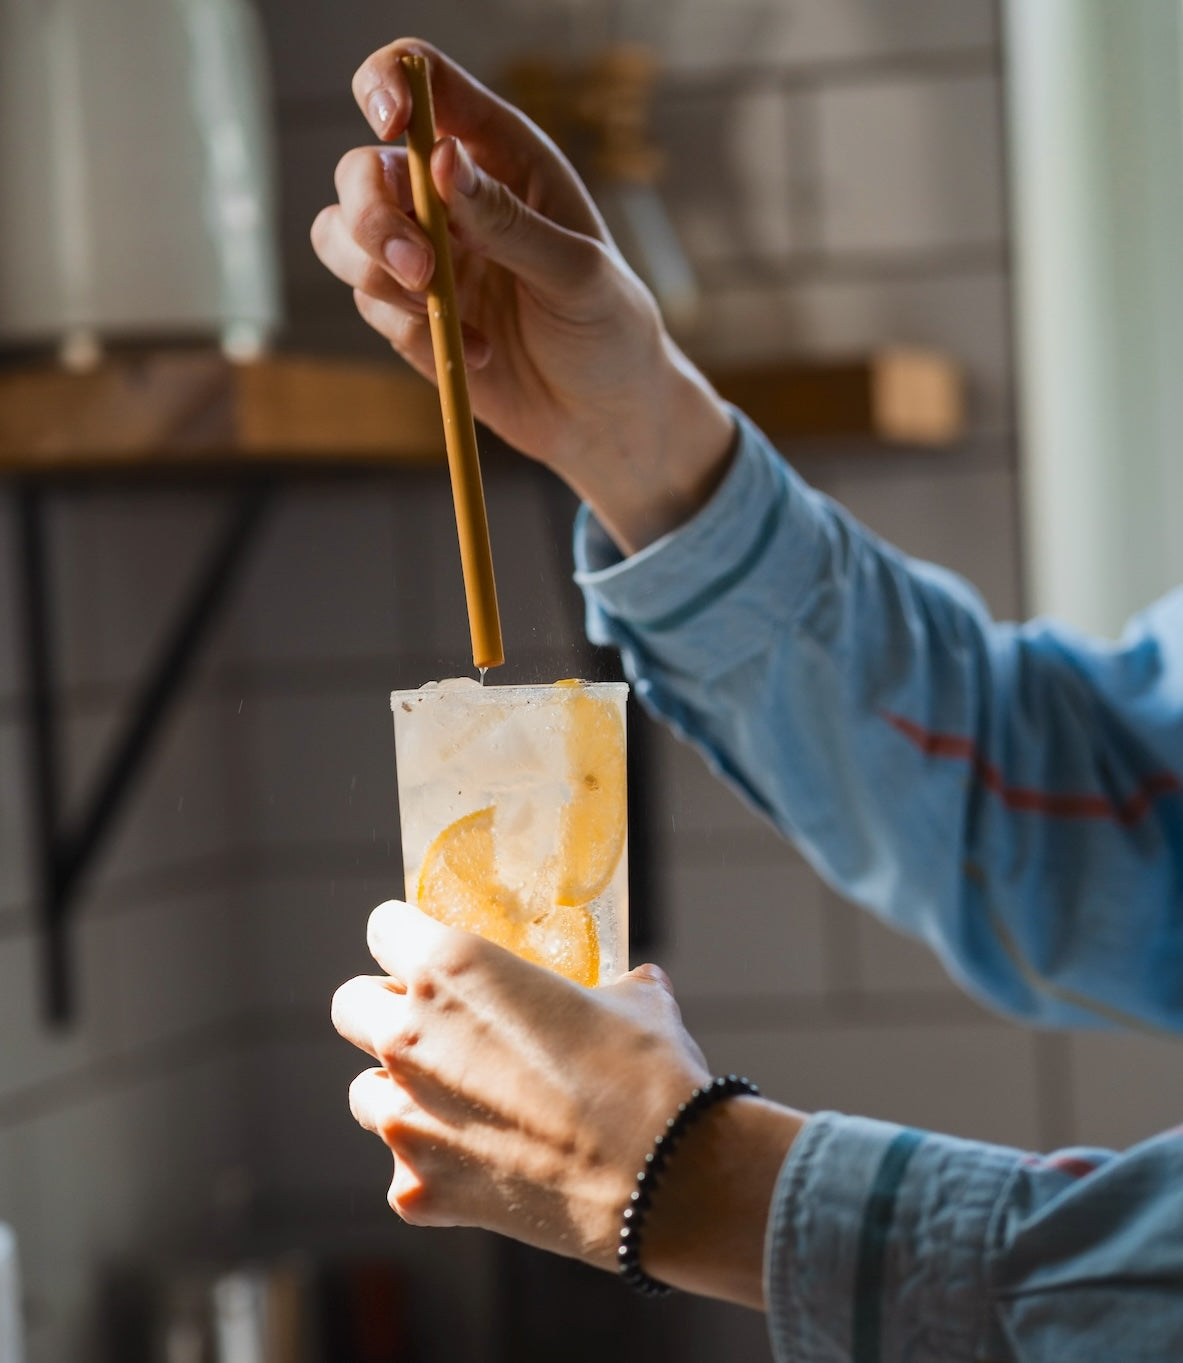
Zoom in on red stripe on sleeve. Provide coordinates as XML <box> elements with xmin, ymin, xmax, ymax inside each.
<box><xmin>1043</xmin><ymin>1154</ymin><xmax>1101</xmax><ymax>1180</ymax></box>
<box><xmin>880</xmin><ymin>710</ymin><xmax>1181</xmax><ymax>827</ymax></box>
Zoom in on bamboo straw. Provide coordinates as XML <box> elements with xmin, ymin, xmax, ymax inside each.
<box><xmin>401</xmin><ymin>53</ymin><xmax>504</xmax><ymax>671</ymax></box>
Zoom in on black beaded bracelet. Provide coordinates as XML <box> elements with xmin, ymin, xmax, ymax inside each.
<box><xmin>617</xmin><ymin>1073</ymin><xmax>760</xmax><ymax>1298</ymax></box>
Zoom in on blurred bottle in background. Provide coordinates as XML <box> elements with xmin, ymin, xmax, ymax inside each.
<box><xmin>502</xmin><ymin>42</ymin><xmax>701</xmax><ymax>336</ymax></box>
<box><xmin>146</xmin><ymin>1256</ymin><xmax>410</xmax><ymax>1363</ymax></box>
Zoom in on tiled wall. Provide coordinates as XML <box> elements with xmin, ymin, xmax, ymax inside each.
<box><xmin>3</xmin><ymin>2</ymin><xmax>1182</xmax><ymax>1360</ymax></box>
<box><xmin>0</xmin><ymin>490</ymin><xmax>256</xmax><ymax>1363</ymax></box>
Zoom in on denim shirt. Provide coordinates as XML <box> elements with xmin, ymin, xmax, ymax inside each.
<box><xmin>573</xmin><ymin>411</ymin><xmax>1183</xmax><ymax>1362</ymax></box>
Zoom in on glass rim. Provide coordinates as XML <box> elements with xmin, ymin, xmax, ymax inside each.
<box><xmin>390</xmin><ymin>679</ymin><xmax>629</xmax><ymax>711</ymax></box>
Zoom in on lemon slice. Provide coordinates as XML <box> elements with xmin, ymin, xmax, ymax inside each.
<box><xmin>416</xmin><ymin>807</ymin><xmax>525</xmax><ymax>955</ymax></box>
<box><xmin>555</xmin><ymin>689</ymin><xmax>627</xmax><ymax>908</ymax></box>
<box><xmin>416</xmin><ymin>805</ymin><xmax>600</xmax><ymax>986</ymax></box>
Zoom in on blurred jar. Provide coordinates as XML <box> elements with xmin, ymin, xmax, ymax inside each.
<box><xmin>0</xmin><ymin>0</ymin><xmax>281</xmax><ymax>366</ymax></box>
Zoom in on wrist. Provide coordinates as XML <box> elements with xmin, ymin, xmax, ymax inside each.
<box><xmin>639</xmin><ymin>1096</ymin><xmax>807</xmax><ymax>1309</ymax></box>
<box><xmin>653</xmin><ymin>339</ymin><xmax>739</xmax><ymax>541</ymax></box>
<box><xmin>562</xmin><ymin>340</ymin><xmax>737</xmax><ymax>557</ymax></box>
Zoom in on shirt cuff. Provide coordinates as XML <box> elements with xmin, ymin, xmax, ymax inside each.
<box><xmin>765</xmin><ymin>1112</ymin><xmax>1020</xmax><ymax>1363</ymax></box>
<box><xmin>573</xmin><ymin>409</ymin><xmax>829</xmax><ymax>681</ymax></box>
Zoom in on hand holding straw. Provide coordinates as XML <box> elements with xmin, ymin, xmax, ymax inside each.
<box><xmin>401</xmin><ymin>53</ymin><xmax>504</xmax><ymax>672</ymax></box>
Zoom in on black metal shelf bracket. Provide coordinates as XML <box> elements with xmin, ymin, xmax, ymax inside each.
<box><xmin>14</xmin><ymin>482</ymin><xmax>272</xmax><ymax>1027</ymax></box>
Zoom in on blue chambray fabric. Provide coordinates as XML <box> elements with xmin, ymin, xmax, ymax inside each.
<box><xmin>573</xmin><ymin>410</ymin><xmax>1183</xmax><ymax>1361</ymax></box>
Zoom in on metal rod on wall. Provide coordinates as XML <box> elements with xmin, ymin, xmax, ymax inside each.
<box><xmin>13</xmin><ymin>481</ymin><xmax>272</xmax><ymax>1026</ymax></box>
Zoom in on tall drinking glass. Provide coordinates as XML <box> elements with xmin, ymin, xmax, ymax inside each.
<box><xmin>391</xmin><ymin>679</ymin><xmax>628</xmax><ymax>987</ymax></box>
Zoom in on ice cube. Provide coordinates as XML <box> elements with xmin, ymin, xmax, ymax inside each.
<box><xmin>528</xmin><ymin>908</ymin><xmax>586</xmax><ymax>978</ymax></box>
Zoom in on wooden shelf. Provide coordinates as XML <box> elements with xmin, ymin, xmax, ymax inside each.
<box><xmin>711</xmin><ymin>348</ymin><xmax>965</xmax><ymax>449</ymax></box>
<box><xmin>0</xmin><ymin>347</ymin><xmax>964</xmax><ymax>474</ymax></box>
<box><xmin>0</xmin><ymin>351</ymin><xmax>447</xmax><ymax>472</ymax></box>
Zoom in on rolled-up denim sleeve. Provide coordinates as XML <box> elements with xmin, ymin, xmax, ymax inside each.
<box><xmin>575</xmin><ymin>411</ymin><xmax>1183</xmax><ymax>1033</ymax></box>
<box><xmin>766</xmin><ymin>1114</ymin><xmax>1183</xmax><ymax>1363</ymax></box>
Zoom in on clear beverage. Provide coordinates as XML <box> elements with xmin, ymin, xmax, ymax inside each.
<box><xmin>391</xmin><ymin>678</ymin><xmax>629</xmax><ymax>986</ymax></box>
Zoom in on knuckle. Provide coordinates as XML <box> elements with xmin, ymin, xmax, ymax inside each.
<box><xmin>572</xmin><ymin>235</ymin><xmax>613</xmax><ymax>285</ymax></box>
<box><xmin>375</xmin><ymin>1018</ymin><xmax>421</xmax><ymax>1065</ymax></box>
<box><xmin>433</xmin><ymin>933</ymin><xmax>480</xmax><ymax>983</ymax></box>
<box><xmin>352</xmin><ymin>290</ymin><xmax>390</xmax><ymax>339</ymax></box>
<box><xmin>352</xmin><ymin>201</ymin><xmax>396</xmax><ymax>252</ymax></box>
<box><xmin>481</xmin><ymin>178</ymin><xmax>528</xmax><ymax>243</ymax></box>
<box><xmin>351</xmin><ymin>67</ymin><xmax>377</xmax><ymax>106</ymax></box>
<box><xmin>556</xmin><ymin>235</ymin><xmax>618</xmax><ymax>299</ymax></box>
<box><xmin>365</xmin><ymin>902</ymin><xmax>386</xmax><ymax>952</ymax></box>
<box><xmin>347</xmin><ymin>1070</ymin><xmax>369</xmax><ymax>1120</ymax></box>
<box><xmin>389</xmin><ymin>38</ymin><xmax>438</xmax><ymax>79</ymax></box>
<box><xmin>329</xmin><ymin>977</ymin><xmax>359</xmax><ymax>1033</ymax></box>
<box><xmin>388</xmin><ymin>307</ymin><xmax>426</xmax><ymax>352</ymax></box>
<box><xmin>377</xmin><ymin>145</ymin><xmax>407</xmax><ymax>188</ymax></box>
<box><xmin>377</xmin><ymin>1094</ymin><xmax>416</xmax><ymax>1146</ymax></box>
<box><xmin>358</xmin><ymin>259</ymin><xmax>397</xmax><ymax>299</ymax></box>
<box><xmin>352</xmin><ymin>39</ymin><xmax>417</xmax><ymax>101</ymax></box>
<box><xmin>309</xmin><ymin>205</ymin><xmax>336</xmax><ymax>253</ymax></box>
<box><xmin>409</xmin><ymin>972</ymin><xmax>437</xmax><ymax>1004</ymax></box>
<box><xmin>389</xmin><ymin>1171</ymin><xmax>436</xmax><ymax>1227</ymax></box>
<box><xmin>334</xmin><ymin>144</ymin><xmax>374</xmax><ymax>196</ymax></box>
<box><xmin>366</xmin><ymin>901</ymin><xmax>400</xmax><ymax>963</ymax></box>
<box><xmin>411</xmin><ymin>947</ymin><xmax>459</xmax><ymax>997</ymax></box>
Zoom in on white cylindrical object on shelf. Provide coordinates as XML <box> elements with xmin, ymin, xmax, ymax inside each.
<box><xmin>0</xmin><ymin>1224</ymin><xmax>24</xmax><ymax>1363</ymax></box>
<box><xmin>0</xmin><ymin>0</ymin><xmax>281</xmax><ymax>356</ymax></box>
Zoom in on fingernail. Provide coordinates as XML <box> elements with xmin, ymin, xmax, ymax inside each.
<box><xmin>451</xmin><ymin>139</ymin><xmax>479</xmax><ymax>197</ymax></box>
<box><xmin>368</xmin><ymin>89</ymin><xmax>396</xmax><ymax>132</ymax></box>
<box><xmin>384</xmin><ymin>237</ymin><xmax>431</xmax><ymax>288</ymax></box>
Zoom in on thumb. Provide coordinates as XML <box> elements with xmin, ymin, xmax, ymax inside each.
<box><xmin>432</xmin><ymin>136</ymin><xmax>607</xmax><ymax>303</ymax></box>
